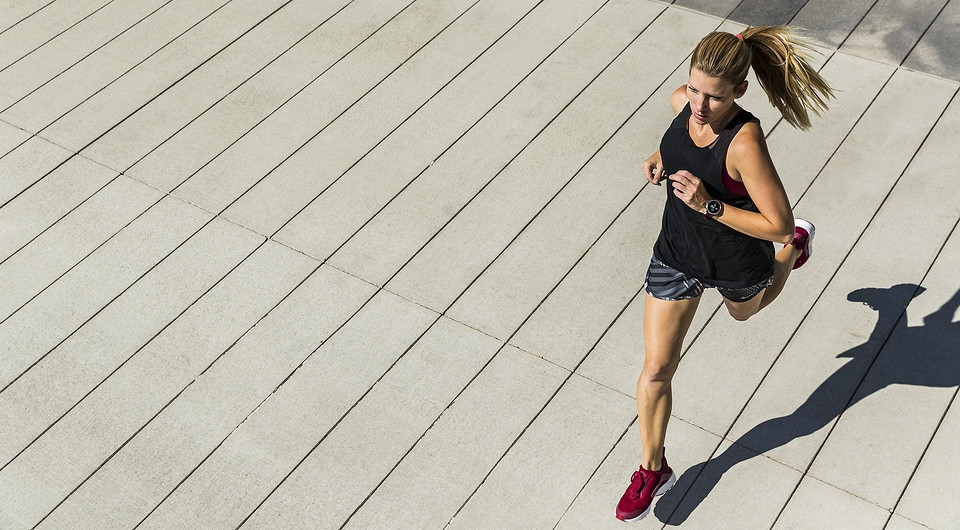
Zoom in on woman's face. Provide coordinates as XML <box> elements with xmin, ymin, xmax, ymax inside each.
<box><xmin>686</xmin><ymin>68</ymin><xmax>746</xmax><ymax>126</ymax></box>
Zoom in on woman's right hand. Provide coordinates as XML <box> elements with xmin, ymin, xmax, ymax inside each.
<box><xmin>642</xmin><ymin>152</ymin><xmax>665</xmax><ymax>185</ymax></box>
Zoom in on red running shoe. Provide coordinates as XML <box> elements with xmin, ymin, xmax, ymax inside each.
<box><xmin>791</xmin><ymin>218</ymin><xmax>815</xmax><ymax>270</ymax></box>
<box><xmin>615</xmin><ymin>456</ymin><xmax>675</xmax><ymax>522</ymax></box>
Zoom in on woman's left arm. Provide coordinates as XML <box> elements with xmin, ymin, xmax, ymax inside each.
<box><xmin>669</xmin><ymin>122</ymin><xmax>795</xmax><ymax>244</ymax></box>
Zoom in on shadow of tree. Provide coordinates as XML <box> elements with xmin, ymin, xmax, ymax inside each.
<box><xmin>655</xmin><ymin>283</ymin><xmax>960</xmax><ymax>525</ymax></box>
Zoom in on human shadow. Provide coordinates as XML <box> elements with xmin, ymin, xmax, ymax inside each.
<box><xmin>656</xmin><ymin>283</ymin><xmax>960</xmax><ymax>524</ymax></box>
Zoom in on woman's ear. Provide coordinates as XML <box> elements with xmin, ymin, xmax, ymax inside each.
<box><xmin>735</xmin><ymin>80</ymin><xmax>748</xmax><ymax>98</ymax></box>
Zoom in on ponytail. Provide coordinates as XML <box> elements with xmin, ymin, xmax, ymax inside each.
<box><xmin>690</xmin><ymin>27</ymin><xmax>834</xmax><ymax>130</ymax></box>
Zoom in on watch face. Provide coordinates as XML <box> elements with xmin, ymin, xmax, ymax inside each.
<box><xmin>707</xmin><ymin>200</ymin><xmax>721</xmax><ymax>215</ymax></box>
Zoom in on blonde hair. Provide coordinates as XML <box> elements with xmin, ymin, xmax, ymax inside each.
<box><xmin>690</xmin><ymin>27</ymin><xmax>834</xmax><ymax>130</ymax></box>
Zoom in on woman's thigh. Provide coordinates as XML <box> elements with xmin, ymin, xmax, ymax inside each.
<box><xmin>642</xmin><ymin>293</ymin><xmax>702</xmax><ymax>374</ymax></box>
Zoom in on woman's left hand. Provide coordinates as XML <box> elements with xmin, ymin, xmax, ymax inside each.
<box><xmin>669</xmin><ymin>170</ymin><xmax>711</xmax><ymax>214</ymax></box>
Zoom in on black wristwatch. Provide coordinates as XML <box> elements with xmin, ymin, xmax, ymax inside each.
<box><xmin>705</xmin><ymin>199</ymin><xmax>723</xmax><ymax>219</ymax></box>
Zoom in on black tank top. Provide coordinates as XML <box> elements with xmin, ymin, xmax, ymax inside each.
<box><xmin>652</xmin><ymin>103</ymin><xmax>774</xmax><ymax>288</ymax></box>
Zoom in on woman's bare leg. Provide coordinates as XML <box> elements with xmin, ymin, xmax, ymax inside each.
<box><xmin>723</xmin><ymin>243</ymin><xmax>801</xmax><ymax>321</ymax></box>
<box><xmin>638</xmin><ymin>293</ymin><xmax>702</xmax><ymax>471</ymax></box>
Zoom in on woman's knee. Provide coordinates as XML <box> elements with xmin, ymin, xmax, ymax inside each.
<box><xmin>640</xmin><ymin>358</ymin><xmax>679</xmax><ymax>384</ymax></box>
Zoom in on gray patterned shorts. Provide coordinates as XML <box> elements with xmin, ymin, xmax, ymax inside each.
<box><xmin>644</xmin><ymin>257</ymin><xmax>773</xmax><ymax>303</ymax></box>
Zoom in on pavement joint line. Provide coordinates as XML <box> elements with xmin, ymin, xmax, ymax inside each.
<box><xmin>0</xmin><ymin>138</ymin><xmax>162</xmax><ymax>267</ymax></box>
<box><xmin>207</xmin><ymin>0</ymin><xmax>484</xmax><ymax>220</ymax></box>
<box><xmin>107</xmin><ymin>0</ymin><xmax>365</xmax><ymax>174</ymax></box>
<box><xmin>0</xmin><ymin>118</ymin><xmax>33</xmax><ymax>158</ymax></box>
<box><xmin>0</xmin><ymin>0</ymin><xmax>120</xmax><ymax>76</ymax></box>
<box><xmin>159</xmin><ymin>0</ymin><xmax>421</xmax><ymax>197</ymax></box>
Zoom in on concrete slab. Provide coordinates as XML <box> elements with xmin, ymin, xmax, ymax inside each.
<box><xmin>168</xmin><ymin>0</ymin><xmax>478</xmax><ymax>207</ymax></box>
<box><xmin>0</xmin><ymin>0</ymin><xmax>55</xmax><ymax>33</ymax></box>
<box><xmin>885</xmin><ymin>515</ymin><xmax>931</xmax><ymax>530</ymax></box>
<box><xmin>0</xmin><ymin>175</ymin><xmax>154</xmax><ymax>317</ymax></box>
<box><xmin>790</xmin><ymin>0</ymin><xmax>876</xmax><ymax>49</ymax></box>
<box><xmin>0</xmin><ymin>121</ymin><xmax>30</xmax><ymax>156</ymax></box>
<box><xmin>0</xmin><ymin>217</ymin><xmax>263</xmax><ymax>468</ymax></box>
<box><xmin>128</xmin><ymin>0</ymin><xmax>411</xmax><ymax>193</ymax></box>
<box><xmin>729</xmin><ymin>0</ymin><xmax>808</xmax><ymax>26</ymax></box>
<box><xmin>136</xmin><ymin>290</ymin><xmax>439</xmax><ymax>529</ymax></box>
<box><xmin>0</xmin><ymin>155</ymin><xmax>118</xmax><ymax>263</ymax></box>
<box><xmin>895</xmin><ymin>358</ymin><xmax>960</xmax><ymax>528</ymax></box>
<box><xmin>509</xmin><ymin>191</ymin><xmax>652</xmax><ymax>371</ymax></box>
<box><xmin>765</xmin><ymin>52</ymin><xmax>892</xmax><ymax>199</ymax></box>
<box><xmin>0</xmin><ymin>196</ymin><xmax>210</xmax><ymax>390</ymax></box>
<box><xmin>773</xmin><ymin>475</ymin><xmax>890</xmax><ymax>529</ymax></box>
<box><xmin>240</xmin><ymin>318</ymin><xmax>505</xmax><ymax>529</ymax></box>
<box><xmin>673</xmin><ymin>0</ymin><xmax>741</xmax><ymax>19</ymax></box>
<box><xmin>0</xmin><ymin>220</ymin><xmax>275</xmax><ymax>529</ymax></box>
<box><xmin>0</xmin><ymin>136</ymin><xmax>72</xmax><ymax>205</ymax></box>
<box><xmin>0</xmin><ymin>0</ymin><xmax>231</xmax><ymax>133</ymax></box>
<box><xmin>0</xmin><ymin>0</ymin><xmax>112</xmax><ymax>70</ymax></box>
<box><xmin>448</xmin><ymin>374</ymin><xmax>634</xmax><ymax>529</ymax></box>
<box><xmin>39</xmin><ymin>0</ymin><xmax>291</xmax><ymax>153</ymax></box>
<box><xmin>221</xmin><ymin>0</ymin><xmax>540</xmax><ymax>236</ymax></box>
<box><xmin>80</xmin><ymin>0</ymin><xmax>353</xmax><ymax>172</ymax></box>
<box><xmin>904</xmin><ymin>0</ymin><xmax>960</xmax><ymax>81</ymax></box>
<box><xmin>0</xmin><ymin>0</ymin><xmax>169</xmax><ymax>111</ymax></box>
<box><xmin>841</xmin><ymin>0</ymin><xmax>949</xmax><ymax>66</ymax></box>
<box><xmin>276</xmin><ymin>0</ymin><xmax>648</xmax><ymax>264</ymax></box>
<box><xmin>344</xmin><ymin>345</ymin><xmax>569</xmax><ymax>529</ymax></box>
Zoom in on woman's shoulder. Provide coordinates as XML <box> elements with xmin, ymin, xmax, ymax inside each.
<box><xmin>728</xmin><ymin>119</ymin><xmax>771</xmax><ymax>168</ymax></box>
<box><xmin>670</xmin><ymin>85</ymin><xmax>688</xmax><ymax>115</ymax></box>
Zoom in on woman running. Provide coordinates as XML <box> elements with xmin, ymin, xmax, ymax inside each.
<box><xmin>616</xmin><ymin>27</ymin><xmax>834</xmax><ymax>522</ymax></box>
